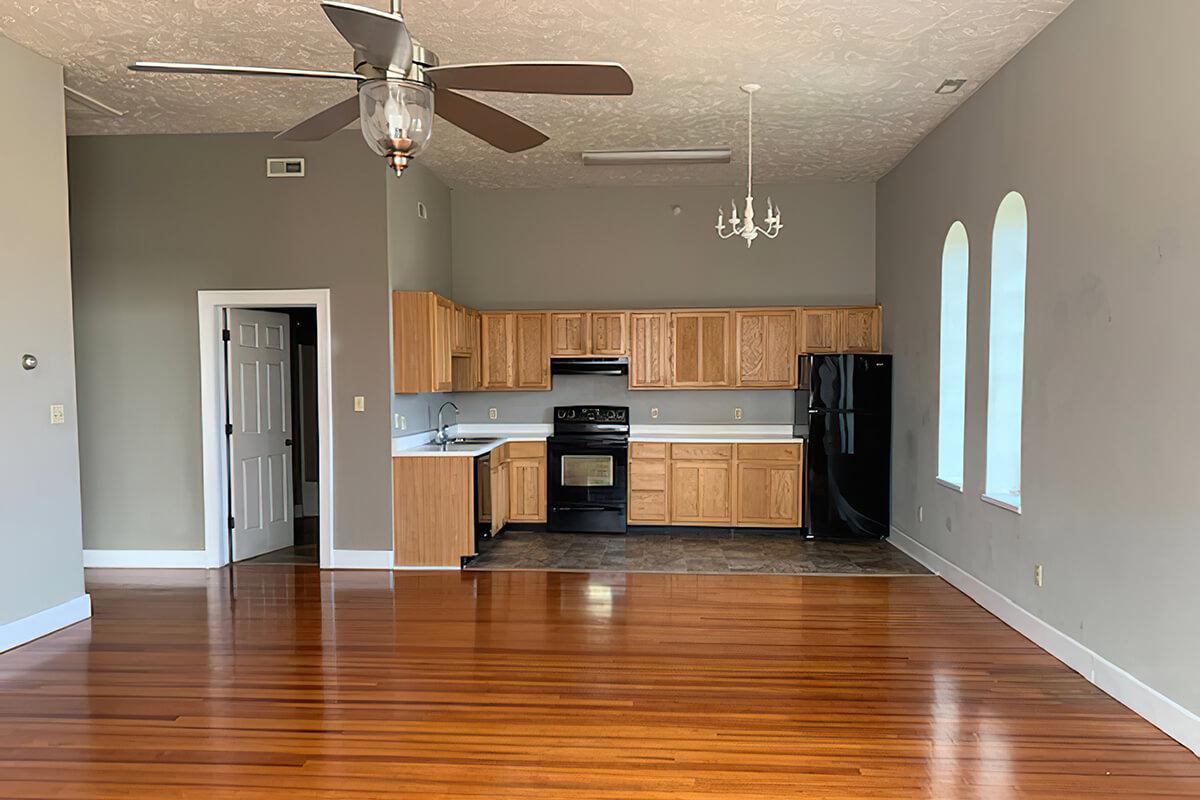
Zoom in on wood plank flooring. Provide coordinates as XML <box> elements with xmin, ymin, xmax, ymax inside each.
<box><xmin>0</xmin><ymin>567</ymin><xmax>1196</xmax><ymax>799</ymax></box>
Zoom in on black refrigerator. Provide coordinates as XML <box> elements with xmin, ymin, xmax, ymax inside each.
<box><xmin>796</xmin><ymin>354</ymin><xmax>892</xmax><ymax>539</ymax></box>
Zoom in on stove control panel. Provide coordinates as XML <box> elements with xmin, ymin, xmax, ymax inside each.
<box><xmin>554</xmin><ymin>406</ymin><xmax>628</xmax><ymax>423</ymax></box>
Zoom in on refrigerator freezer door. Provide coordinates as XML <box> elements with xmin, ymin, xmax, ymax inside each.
<box><xmin>808</xmin><ymin>355</ymin><xmax>893</xmax><ymax>414</ymax></box>
<box><xmin>805</xmin><ymin>410</ymin><xmax>891</xmax><ymax>538</ymax></box>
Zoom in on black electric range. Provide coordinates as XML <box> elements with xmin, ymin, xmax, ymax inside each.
<box><xmin>546</xmin><ymin>406</ymin><xmax>629</xmax><ymax>533</ymax></box>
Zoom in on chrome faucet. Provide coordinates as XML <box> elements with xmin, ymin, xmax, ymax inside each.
<box><xmin>434</xmin><ymin>401</ymin><xmax>459</xmax><ymax>445</ymax></box>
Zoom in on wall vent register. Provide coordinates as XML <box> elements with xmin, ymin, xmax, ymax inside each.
<box><xmin>266</xmin><ymin>157</ymin><xmax>305</xmax><ymax>177</ymax></box>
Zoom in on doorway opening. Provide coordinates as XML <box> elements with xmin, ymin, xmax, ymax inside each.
<box><xmin>225</xmin><ymin>307</ymin><xmax>320</xmax><ymax>566</ymax></box>
<box><xmin>198</xmin><ymin>289</ymin><xmax>334</xmax><ymax>569</ymax></box>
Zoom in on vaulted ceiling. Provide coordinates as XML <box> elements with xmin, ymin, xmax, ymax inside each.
<box><xmin>0</xmin><ymin>0</ymin><xmax>1070</xmax><ymax>188</ymax></box>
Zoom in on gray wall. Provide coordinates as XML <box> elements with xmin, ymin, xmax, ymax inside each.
<box><xmin>451</xmin><ymin>182</ymin><xmax>875</xmax><ymax>309</ymax></box>
<box><xmin>449</xmin><ymin>375</ymin><xmax>793</xmax><ymax>426</ymax></box>
<box><xmin>69</xmin><ymin>131</ymin><xmax>394</xmax><ymax>552</ymax></box>
<box><xmin>876</xmin><ymin>0</ymin><xmax>1200</xmax><ymax>716</ymax></box>
<box><xmin>0</xmin><ymin>37</ymin><xmax>86</xmax><ymax>624</ymax></box>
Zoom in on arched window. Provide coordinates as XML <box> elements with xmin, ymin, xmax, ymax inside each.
<box><xmin>937</xmin><ymin>221</ymin><xmax>969</xmax><ymax>489</ymax></box>
<box><xmin>984</xmin><ymin>191</ymin><xmax>1028</xmax><ymax>511</ymax></box>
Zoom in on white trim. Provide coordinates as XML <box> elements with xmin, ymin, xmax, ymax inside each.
<box><xmin>936</xmin><ymin>477</ymin><xmax>965</xmax><ymax>493</ymax></box>
<box><xmin>331</xmin><ymin>549</ymin><xmax>394</xmax><ymax>569</ymax></box>
<box><xmin>890</xmin><ymin>525</ymin><xmax>1200</xmax><ymax>757</ymax></box>
<box><xmin>394</xmin><ymin>565</ymin><xmax>461</xmax><ymax>571</ymax></box>
<box><xmin>83</xmin><ymin>550</ymin><xmax>208</xmax><ymax>568</ymax></box>
<box><xmin>198</xmin><ymin>289</ymin><xmax>335</xmax><ymax>569</ymax></box>
<box><xmin>0</xmin><ymin>594</ymin><xmax>92</xmax><ymax>653</ymax></box>
<box><xmin>981</xmin><ymin>492</ymin><xmax>1022</xmax><ymax>514</ymax></box>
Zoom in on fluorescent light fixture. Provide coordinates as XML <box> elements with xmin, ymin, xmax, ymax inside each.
<box><xmin>581</xmin><ymin>148</ymin><xmax>731</xmax><ymax>166</ymax></box>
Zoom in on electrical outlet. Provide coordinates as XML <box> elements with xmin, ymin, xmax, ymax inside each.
<box><xmin>918</xmin><ymin>505</ymin><xmax>924</xmax><ymax>523</ymax></box>
<box><xmin>650</xmin><ymin>407</ymin><xmax>659</xmax><ymax>419</ymax></box>
<box><xmin>353</xmin><ymin>396</ymin><xmax>365</xmax><ymax>412</ymax></box>
<box><xmin>1034</xmin><ymin>564</ymin><xmax>1044</xmax><ymax>587</ymax></box>
<box><xmin>733</xmin><ymin>407</ymin><xmax>743</xmax><ymax>420</ymax></box>
<box><xmin>399</xmin><ymin>415</ymin><xmax>407</xmax><ymax>431</ymax></box>
<box><xmin>488</xmin><ymin>407</ymin><xmax>498</xmax><ymax>420</ymax></box>
<box><xmin>49</xmin><ymin>404</ymin><xmax>65</xmax><ymax>425</ymax></box>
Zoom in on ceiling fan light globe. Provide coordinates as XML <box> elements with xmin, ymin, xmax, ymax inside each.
<box><xmin>359</xmin><ymin>79</ymin><xmax>434</xmax><ymax>159</ymax></box>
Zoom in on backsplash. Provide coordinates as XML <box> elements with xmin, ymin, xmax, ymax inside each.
<box><xmin>392</xmin><ymin>373</ymin><xmax>796</xmax><ymax>434</ymax></box>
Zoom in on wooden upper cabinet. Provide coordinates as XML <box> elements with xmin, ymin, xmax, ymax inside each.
<box><xmin>433</xmin><ymin>296</ymin><xmax>454</xmax><ymax>392</ymax></box>
<box><xmin>451</xmin><ymin>304</ymin><xmax>473</xmax><ymax>356</ymax></box>
<box><xmin>590</xmin><ymin>311</ymin><xmax>628</xmax><ymax>356</ymax></box>
<box><xmin>735</xmin><ymin>309</ymin><xmax>797</xmax><ymax>387</ymax></box>
<box><xmin>671</xmin><ymin>311</ymin><xmax>732</xmax><ymax>387</ymax></box>
<box><xmin>549</xmin><ymin>312</ymin><xmax>588</xmax><ymax>357</ymax></box>
<box><xmin>480</xmin><ymin>312</ymin><xmax>515</xmax><ymax>389</ymax></box>
<box><xmin>629</xmin><ymin>312</ymin><xmax>669</xmax><ymax>388</ymax></box>
<box><xmin>513</xmin><ymin>312</ymin><xmax>551</xmax><ymax>389</ymax></box>
<box><xmin>841</xmin><ymin>306</ymin><xmax>882</xmax><ymax>353</ymax></box>
<box><xmin>800</xmin><ymin>308</ymin><xmax>840</xmax><ymax>354</ymax></box>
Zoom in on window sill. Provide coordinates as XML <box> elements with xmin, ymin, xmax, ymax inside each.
<box><xmin>936</xmin><ymin>477</ymin><xmax>964</xmax><ymax>493</ymax></box>
<box><xmin>981</xmin><ymin>493</ymin><xmax>1022</xmax><ymax>514</ymax></box>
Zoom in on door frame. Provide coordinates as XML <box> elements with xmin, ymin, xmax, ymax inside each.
<box><xmin>198</xmin><ymin>289</ymin><xmax>334</xmax><ymax>569</ymax></box>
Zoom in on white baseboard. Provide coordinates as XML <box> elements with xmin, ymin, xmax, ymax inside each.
<box><xmin>330</xmin><ymin>549</ymin><xmax>394</xmax><ymax>569</ymax></box>
<box><xmin>394</xmin><ymin>565</ymin><xmax>461</xmax><ymax>571</ymax></box>
<box><xmin>0</xmin><ymin>594</ymin><xmax>92</xmax><ymax>653</ymax></box>
<box><xmin>83</xmin><ymin>549</ymin><xmax>209</xmax><ymax>568</ymax></box>
<box><xmin>890</xmin><ymin>525</ymin><xmax>1200</xmax><ymax>757</ymax></box>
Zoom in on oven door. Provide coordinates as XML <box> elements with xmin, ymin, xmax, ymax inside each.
<box><xmin>547</xmin><ymin>437</ymin><xmax>628</xmax><ymax>533</ymax></box>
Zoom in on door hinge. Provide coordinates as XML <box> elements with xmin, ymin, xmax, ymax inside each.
<box><xmin>222</xmin><ymin>328</ymin><xmax>231</xmax><ymax>342</ymax></box>
<box><xmin>228</xmin><ymin>516</ymin><xmax>235</xmax><ymax>530</ymax></box>
<box><xmin>225</xmin><ymin>423</ymin><xmax>233</xmax><ymax>436</ymax></box>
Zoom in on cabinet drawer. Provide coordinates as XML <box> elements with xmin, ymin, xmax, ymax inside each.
<box><xmin>629</xmin><ymin>459</ymin><xmax>668</xmax><ymax>491</ymax></box>
<box><xmin>629</xmin><ymin>490</ymin><xmax>668</xmax><ymax>522</ymax></box>
<box><xmin>671</xmin><ymin>443</ymin><xmax>732</xmax><ymax>461</ymax></box>
<box><xmin>630</xmin><ymin>442</ymin><xmax>668</xmax><ymax>459</ymax></box>
<box><xmin>505</xmin><ymin>441</ymin><xmax>546</xmax><ymax>459</ymax></box>
<box><xmin>736</xmin><ymin>443</ymin><xmax>801</xmax><ymax>462</ymax></box>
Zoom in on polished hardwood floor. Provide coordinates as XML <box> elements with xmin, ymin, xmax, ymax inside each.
<box><xmin>1</xmin><ymin>567</ymin><xmax>1197</xmax><ymax>799</ymax></box>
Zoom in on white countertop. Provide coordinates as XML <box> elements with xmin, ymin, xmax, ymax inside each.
<box><xmin>392</xmin><ymin>423</ymin><xmax>803</xmax><ymax>457</ymax></box>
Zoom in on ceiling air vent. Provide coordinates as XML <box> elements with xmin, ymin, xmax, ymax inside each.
<box><xmin>266</xmin><ymin>157</ymin><xmax>305</xmax><ymax>178</ymax></box>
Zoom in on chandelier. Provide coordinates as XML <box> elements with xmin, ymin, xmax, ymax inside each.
<box><xmin>715</xmin><ymin>84</ymin><xmax>782</xmax><ymax>248</ymax></box>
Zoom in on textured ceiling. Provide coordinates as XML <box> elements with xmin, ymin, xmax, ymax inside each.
<box><xmin>0</xmin><ymin>0</ymin><xmax>1070</xmax><ymax>188</ymax></box>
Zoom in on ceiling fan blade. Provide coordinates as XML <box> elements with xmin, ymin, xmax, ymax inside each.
<box><xmin>435</xmin><ymin>88</ymin><xmax>548</xmax><ymax>153</ymax></box>
<box><xmin>275</xmin><ymin>96</ymin><xmax>361</xmax><ymax>141</ymax></box>
<box><xmin>129</xmin><ymin>61</ymin><xmax>362</xmax><ymax>81</ymax></box>
<box><xmin>321</xmin><ymin>1</ymin><xmax>412</xmax><ymax>73</ymax></box>
<box><xmin>426</xmin><ymin>61</ymin><xmax>633</xmax><ymax>95</ymax></box>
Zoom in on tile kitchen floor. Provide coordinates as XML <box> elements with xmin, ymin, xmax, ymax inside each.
<box><xmin>467</xmin><ymin>530</ymin><xmax>929</xmax><ymax>575</ymax></box>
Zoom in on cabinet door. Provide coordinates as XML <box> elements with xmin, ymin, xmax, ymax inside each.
<box><xmin>629</xmin><ymin>312</ymin><xmax>669</xmax><ymax>388</ymax></box>
<box><xmin>469</xmin><ymin>311</ymin><xmax>482</xmax><ymax>389</ymax></box>
<box><xmin>672</xmin><ymin>311</ymin><xmax>732</xmax><ymax>387</ymax></box>
<box><xmin>735</xmin><ymin>309</ymin><xmax>797</xmax><ymax>387</ymax></box>
<box><xmin>800</xmin><ymin>308</ymin><xmax>840</xmax><ymax>354</ymax></box>
<box><xmin>508</xmin><ymin>458</ymin><xmax>546</xmax><ymax>522</ymax></box>
<box><xmin>434</xmin><ymin>296</ymin><xmax>454</xmax><ymax>392</ymax></box>
<box><xmin>670</xmin><ymin>461</ymin><xmax>731</xmax><ymax>524</ymax></box>
<box><xmin>840</xmin><ymin>306</ymin><xmax>882</xmax><ymax>353</ymax></box>
<box><xmin>514</xmin><ymin>312</ymin><xmax>551</xmax><ymax>389</ymax></box>
<box><xmin>735</xmin><ymin>462</ymin><xmax>801</xmax><ymax>527</ymax></box>
<box><xmin>477</xmin><ymin>456</ymin><xmax>492</xmax><ymax>523</ymax></box>
<box><xmin>481</xmin><ymin>313</ymin><xmax>514</xmax><ymax>389</ymax></box>
<box><xmin>590</xmin><ymin>311</ymin><xmax>628</xmax><ymax>356</ymax></box>
<box><xmin>490</xmin><ymin>460</ymin><xmax>508</xmax><ymax>535</ymax></box>
<box><xmin>549</xmin><ymin>312</ymin><xmax>588</xmax><ymax>357</ymax></box>
<box><xmin>450</xmin><ymin>304</ymin><xmax>473</xmax><ymax>356</ymax></box>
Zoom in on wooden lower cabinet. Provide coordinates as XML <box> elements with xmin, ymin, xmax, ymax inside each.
<box><xmin>393</xmin><ymin>456</ymin><xmax>474</xmax><ymax>567</ymax></box>
<box><xmin>490</xmin><ymin>441</ymin><xmax>546</xmax><ymax>530</ymax></box>
<box><xmin>735</xmin><ymin>462</ymin><xmax>801</xmax><ymax>527</ymax></box>
<box><xmin>670</xmin><ymin>460</ymin><xmax>732</xmax><ymax>524</ymax></box>
<box><xmin>628</xmin><ymin>441</ymin><xmax>804</xmax><ymax>529</ymax></box>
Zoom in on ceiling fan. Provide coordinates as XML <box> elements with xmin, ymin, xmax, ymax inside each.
<box><xmin>129</xmin><ymin>0</ymin><xmax>633</xmax><ymax>176</ymax></box>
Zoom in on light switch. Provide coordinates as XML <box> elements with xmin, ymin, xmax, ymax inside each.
<box><xmin>49</xmin><ymin>404</ymin><xmax>65</xmax><ymax>425</ymax></box>
<box><xmin>353</xmin><ymin>396</ymin><xmax>365</xmax><ymax>412</ymax></box>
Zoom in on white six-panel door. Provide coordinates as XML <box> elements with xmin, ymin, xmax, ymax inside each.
<box><xmin>227</xmin><ymin>309</ymin><xmax>294</xmax><ymax>561</ymax></box>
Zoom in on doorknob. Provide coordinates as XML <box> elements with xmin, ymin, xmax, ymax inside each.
<box><xmin>285</xmin><ymin>438</ymin><xmax>294</xmax><ymax>446</ymax></box>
